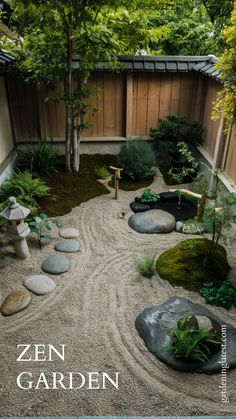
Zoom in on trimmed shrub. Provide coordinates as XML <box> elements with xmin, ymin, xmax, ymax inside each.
<box><xmin>117</xmin><ymin>139</ymin><xmax>155</xmax><ymax>180</ymax></box>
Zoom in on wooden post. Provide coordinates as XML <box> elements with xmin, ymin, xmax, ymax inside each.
<box><xmin>196</xmin><ymin>193</ymin><xmax>207</xmax><ymax>221</ymax></box>
<box><xmin>126</xmin><ymin>73</ymin><xmax>133</xmax><ymax>138</ymax></box>
<box><xmin>110</xmin><ymin>166</ymin><xmax>123</xmax><ymax>199</ymax></box>
<box><xmin>209</xmin><ymin>113</ymin><xmax>225</xmax><ymax>192</ymax></box>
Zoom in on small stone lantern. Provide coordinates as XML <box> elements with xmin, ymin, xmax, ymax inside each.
<box><xmin>0</xmin><ymin>196</ymin><xmax>31</xmax><ymax>259</ymax></box>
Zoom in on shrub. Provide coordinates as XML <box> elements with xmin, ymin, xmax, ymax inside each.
<box><xmin>136</xmin><ymin>253</ymin><xmax>156</xmax><ymax>278</ymax></box>
<box><xmin>137</xmin><ymin>188</ymin><xmax>160</xmax><ymax>203</ymax></box>
<box><xmin>168</xmin><ymin>142</ymin><xmax>199</xmax><ymax>184</ymax></box>
<box><xmin>150</xmin><ymin>114</ymin><xmax>203</xmax><ymax>145</ymax></box>
<box><xmin>200</xmin><ymin>280</ymin><xmax>236</xmax><ymax>309</ymax></box>
<box><xmin>17</xmin><ymin>139</ymin><xmax>57</xmax><ymax>175</ymax></box>
<box><xmin>94</xmin><ymin>166</ymin><xmax>110</xmax><ymax>179</ymax></box>
<box><xmin>0</xmin><ymin>171</ymin><xmax>49</xmax><ymax>220</ymax></box>
<box><xmin>164</xmin><ymin>320</ymin><xmax>220</xmax><ymax>363</ymax></box>
<box><xmin>117</xmin><ymin>139</ymin><xmax>155</xmax><ymax>180</ymax></box>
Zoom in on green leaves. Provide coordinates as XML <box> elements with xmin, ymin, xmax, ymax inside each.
<box><xmin>200</xmin><ymin>280</ymin><xmax>236</xmax><ymax>309</ymax></box>
<box><xmin>137</xmin><ymin>188</ymin><xmax>160</xmax><ymax>203</ymax></box>
<box><xmin>28</xmin><ymin>213</ymin><xmax>61</xmax><ymax>249</ymax></box>
<box><xmin>164</xmin><ymin>317</ymin><xmax>221</xmax><ymax>363</ymax></box>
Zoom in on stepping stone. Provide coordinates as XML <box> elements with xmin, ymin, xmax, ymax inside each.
<box><xmin>55</xmin><ymin>239</ymin><xmax>80</xmax><ymax>253</ymax></box>
<box><xmin>59</xmin><ymin>228</ymin><xmax>79</xmax><ymax>239</ymax></box>
<box><xmin>1</xmin><ymin>289</ymin><xmax>31</xmax><ymax>316</ymax></box>
<box><xmin>135</xmin><ymin>297</ymin><xmax>236</xmax><ymax>374</ymax></box>
<box><xmin>23</xmin><ymin>275</ymin><xmax>56</xmax><ymax>295</ymax></box>
<box><xmin>128</xmin><ymin>209</ymin><xmax>175</xmax><ymax>234</ymax></box>
<box><xmin>41</xmin><ymin>254</ymin><xmax>71</xmax><ymax>275</ymax></box>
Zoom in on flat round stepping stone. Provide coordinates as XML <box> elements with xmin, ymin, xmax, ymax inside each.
<box><xmin>128</xmin><ymin>209</ymin><xmax>175</xmax><ymax>234</ymax></box>
<box><xmin>1</xmin><ymin>289</ymin><xmax>31</xmax><ymax>316</ymax></box>
<box><xmin>23</xmin><ymin>275</ymin><xmax>56</xmax><ymax>295</ymax></box>
<box><xmin>55</xmin><ymin>239</ymin><xmax>80</xmax><ymax>253</ymax></box>
<box><xmin>41</xmin><ymin>254</ymin><xmax>71</xmax><ymax>275</ymax></box>
<box><xmin>59</xmin><ymin>228</ymin><xmax>79</xmax><ymax>239</ymax></box>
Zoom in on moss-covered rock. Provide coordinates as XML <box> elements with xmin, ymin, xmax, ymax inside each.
<box><xmin>156</xmin><ymin>238</ymin><xmax>230</xmax><ymax>291</ymax></box>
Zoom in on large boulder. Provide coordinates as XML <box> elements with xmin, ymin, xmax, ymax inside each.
<box><xmin>128</xmin><ymin>210</ymin><xmax>175</xmax><ymax>234</ymax></box>
<box><xmin>135</xmin><ymin>297</ymin><xmax>236</xmax><ymax>373</ymax></box>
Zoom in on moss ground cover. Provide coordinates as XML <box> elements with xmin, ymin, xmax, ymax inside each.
<box><xmin>38</xmin><ymin>154</ymin><xmax>116</xmax><ymax>217</ymax></box>
<box><xmin>156</xmin><ymin>238</ymin><xmax>230</xmax><ymax>291</ymax></box>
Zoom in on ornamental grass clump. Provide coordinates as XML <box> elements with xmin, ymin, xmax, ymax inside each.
<box><xmin>17</xmin><ymin>139</ymin><xmax>58</xmax><ymax>175</ymax></box>
<box><xmin>136</xmin><ymin>253</ymin><xmax>156</xmax><ymax>278</ymax></box>
<box><xmin>94</xmin><ymin>166</ymin><xmax>110</xmax><ymax>179</ymax></box>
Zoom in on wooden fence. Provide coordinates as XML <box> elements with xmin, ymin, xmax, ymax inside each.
<box><xmin>6</xmin><ymin>70</ymin><xmax>236</xmax><ymax>187</ymax></box>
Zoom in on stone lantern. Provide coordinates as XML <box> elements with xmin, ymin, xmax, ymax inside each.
<box><xmin>0</xmin><ymin>196</ymin><xmax>31</xmax><ymax>259</ymax></box>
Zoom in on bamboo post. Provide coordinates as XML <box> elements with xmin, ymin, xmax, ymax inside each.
<box><xmin>110</xmin><ymin>166</ymin><xmax>123</xmax><ymax>199</ymax></box>
<box><xmin>196</xmin><ymin>193</ymin><xmax>207</xmax><ymax>221</ymax></box>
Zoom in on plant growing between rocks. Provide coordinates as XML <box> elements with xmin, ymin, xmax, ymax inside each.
<box><xmin>164</xmin><ymin>316</ymin><xmax>221</xmax><ymax>363</ymax></box>
<box><xmin>168</xmin><ymin>142</ymin><xmax>199</xmax><ymax>184</ymax></box>
<box><xmin>137</xmin><ymin>188</ymin><xmax>160</xmax><ymax>203</ymax></box>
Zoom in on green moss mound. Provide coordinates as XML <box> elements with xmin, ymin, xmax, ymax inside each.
<box><xmin>156</xmin><ymin>238</ymin><xmax>230</xmax><ymax>291</ymax></box>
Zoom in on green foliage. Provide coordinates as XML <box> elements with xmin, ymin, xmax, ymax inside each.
<box><xmin>0</xmin><ymin>171</ymin><xmax>49</xmax><ymax>217</ymax></box>
<box><xmin>137</xmin><ymin>188</ymin><xmax>160</xmax><ymax>203</ymax></box>
<box><xmin>200</xmin><ymin>280</ymin><xmax>236</xmax><ymax>309</ymax></box>
<box><xmin>0</xmin><ymin>172</ymin><xmax>49</xmax><ymax>230</ymax></box>
<box><xmin>29</xmin><ymin>213</ymin><xmax>61</xmax><ymax>249</ymax></box>
<box><xmin>150</xmin><ymin>115</ymin><xmax>203</xmax><ymax>145</ymax></box>
<box><xmin>213</xmin><ymin>3</ymin><xmax>236</xmax><ymax>129</ymax></box>
<box><xmin>94</xmin><ymin>166</ymin><xmax>110</xmax><ymax>179</ymax></box>
<box><xmin>17</xmin><ymin>139</ymin><xmax>58</xmax><ymax>175</ymax></box>
<box><xmin>192</xmin><ymin>172</ymin><xmax>209</xmax><ymax>195</ymax></box>
<box><xmin>168</xmin><ymin>142</ymin><xmax>199</xmax><ymax>184</ymax></box>
<box><xmin>156</xmin><ymin>238</ymin><xmax>230</xmax><ymax>291</ymax></box>
<box><xmin>136</xmin><ymin>253</ymin><xmax>156</xmax><ymax>278</ymax></box>
<box><xmin>164</xmin><ymin>319</ymin><xmax>221</xmax><ymax>363</ymax></box>
<box><xmin>117</xmin><ymin>140</ymin><xmax>155</xmax><ymax>180</ymax></box>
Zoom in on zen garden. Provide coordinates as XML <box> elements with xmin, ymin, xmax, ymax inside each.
<box><xmin>0</xmin><ymin>0</ymin><xmax>236</xmax><ymax>417</ymax></box>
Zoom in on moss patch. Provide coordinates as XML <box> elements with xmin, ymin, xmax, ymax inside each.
<box><xmin>38</xmin><ymin>154</ymin><xmax>117</xmax><ymax>217</ymax></box>
<box><xmin>156</xmin><ymin>238</ymin><xmax>230</xmax><ymax>291</ymax></box>
<box><xmin>108</xmin><ymin>176</ymin><xmax>153</xmax><ymax>191</ymax></box>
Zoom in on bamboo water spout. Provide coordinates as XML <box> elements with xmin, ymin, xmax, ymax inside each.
<box><xmin>168</xmin><ymin>189</ymin><xmax>207</xmax><ymax>221</ymax></box>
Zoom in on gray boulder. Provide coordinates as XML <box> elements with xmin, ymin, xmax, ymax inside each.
<box><xmin>128</xmin><ymin>209</ymin><xmax>175</xmax><ymax>234</ymax></box>
<box><xmin>135</xmin><ymin>297</ymin><xmax>236</xmax><ymax>373</ymax></box>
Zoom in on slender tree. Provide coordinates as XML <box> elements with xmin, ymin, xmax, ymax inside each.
<box><xmin>3</xmin><ymin>0</ymin><xmax>170</xmax><ymax>173</ymax></box>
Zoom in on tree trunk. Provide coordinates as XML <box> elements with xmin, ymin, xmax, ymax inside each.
<box><xmin>65</xmin><ymin>105</ymin><xmax>72</xmax><ymax>173</ymax></box>
<box><xmin>72</xmin><ymin>124</ymin><xmax>79</xmax><ymax>173</ymax></box>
